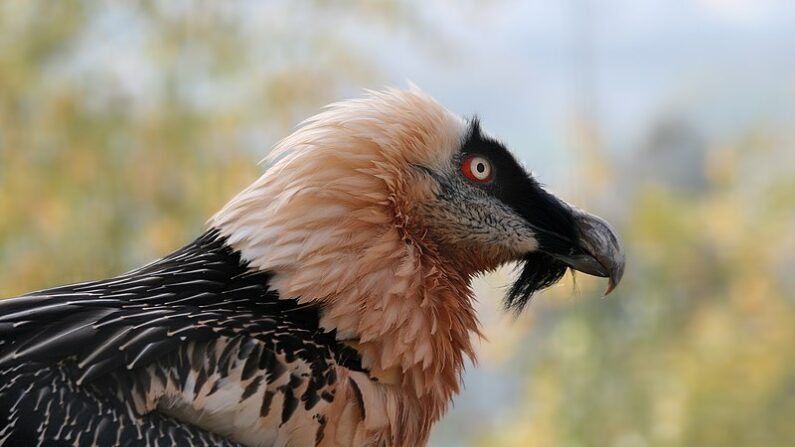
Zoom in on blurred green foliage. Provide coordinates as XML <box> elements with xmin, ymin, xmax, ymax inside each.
<box><xmin>1</xmin><ymin>2</ymin><xmax>794</xmax><ymax>447</ymax></box>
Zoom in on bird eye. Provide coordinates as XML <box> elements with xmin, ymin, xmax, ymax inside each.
<box><xmin>461</xmin><ymin>155</ymin><xmax>494</xmax><ymax>183</ymax></box>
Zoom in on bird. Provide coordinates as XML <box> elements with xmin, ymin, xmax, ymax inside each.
<box><xmin>0</xmin><ymin>87</ymin><xmax>624</xmax><ymax>447</ymax></box>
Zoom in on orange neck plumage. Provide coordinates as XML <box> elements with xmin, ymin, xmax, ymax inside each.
<box><xmin>210</xmin><ymin>88</ymin><xmax>480</xmax><ymax>445</ymax></box>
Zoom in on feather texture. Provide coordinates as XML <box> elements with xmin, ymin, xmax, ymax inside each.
<box><xmin>0</xmin><ymin>230</ymin><xmax>366</xmax><ymax>446</ymax></box>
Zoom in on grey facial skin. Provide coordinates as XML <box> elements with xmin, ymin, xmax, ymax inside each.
<box><xmin>421</xmin><ymin>171</ymin><xmax>539</xmax><ymax>259</ymax></box>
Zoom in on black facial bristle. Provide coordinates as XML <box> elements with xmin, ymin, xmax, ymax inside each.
<box><xmin>505</xmin><ymin>252</ymin><xmax>568</xmax><ymax>313</ymax></box>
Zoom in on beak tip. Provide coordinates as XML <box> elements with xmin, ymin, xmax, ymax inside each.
<box><xmin>572</xmin><ymin>209</ymin><xmax>625</xmax><ymax>297</ymax></box>
<box><xmin>602</xmin><ymin>256</ymin><xmax>625</xmax><ymax>296</ymax></box>
<box><xmin>603</xmin><ymin>278</ymin><xmax>617</xmax><ymax>296</ymax></box>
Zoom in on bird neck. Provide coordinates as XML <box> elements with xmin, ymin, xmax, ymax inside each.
<box><xmin>324</xmin><ymin>229</ymin><xmax>480</xmax><ymax>428</ymax></box>
<box><xmin>211</xmin><ymin>176</ymin><xmax>481</xmax><ymax>443</ymax></box>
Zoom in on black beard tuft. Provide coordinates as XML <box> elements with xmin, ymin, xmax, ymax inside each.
<box><xmin>505</xmin><ymin>252</ymin><xmax>569</xmax><ymax>313</ymax></box>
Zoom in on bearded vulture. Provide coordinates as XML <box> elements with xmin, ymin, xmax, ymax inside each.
<box><xmin>0</xmin><ymin>88</ymin><xmax>624</xmax><ymax>447</ymax></box>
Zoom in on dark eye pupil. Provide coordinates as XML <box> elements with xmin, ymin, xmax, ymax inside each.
<box><xmin>476</xmin><ymin>163</ymin><xmax>485</xmax><ymax>173</ymax></box>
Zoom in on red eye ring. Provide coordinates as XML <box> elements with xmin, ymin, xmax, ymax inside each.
<box><xmin>461</xmin><ymin>155</ymin><xmax>494</xmax><ymax>183</ymax></box>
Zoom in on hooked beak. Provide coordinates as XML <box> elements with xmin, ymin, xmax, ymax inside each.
<box><xmin>545</xmin><ymin>209</ymin><xmax>625</xmax><ymax>295</ymax></box>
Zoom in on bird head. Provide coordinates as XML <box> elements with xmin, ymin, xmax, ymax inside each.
<box><xmin>409</xmin><ymin>118</ymin><xmax>624</xmax><ymax>310</ymax></box>
<box><xmin>212</xmin><ymin>87</ymin><xmax>624</xmax><ymax>313</ymax></box>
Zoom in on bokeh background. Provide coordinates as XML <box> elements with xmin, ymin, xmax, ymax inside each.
<box><xmin>2</xmin><ymin>1</ymin><xmax>795</xmax><ymax>446</ymax></box>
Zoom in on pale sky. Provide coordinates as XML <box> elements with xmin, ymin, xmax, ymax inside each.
<box><xmin>364</xmin><ymin>0</ymin><xmax>795</xmax><ymax>191</ymax></box>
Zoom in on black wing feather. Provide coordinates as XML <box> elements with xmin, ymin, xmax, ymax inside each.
<box><xmin>0</xmin><ymin>229</ymin><xmax>363</xmax><ymax>446</ymax></box>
